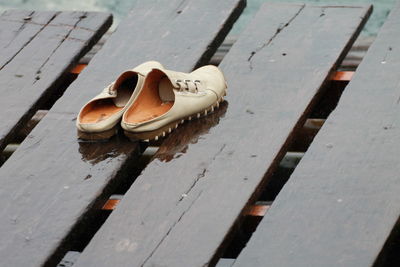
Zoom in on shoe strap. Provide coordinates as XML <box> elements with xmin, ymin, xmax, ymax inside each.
<box><xmin>175</xmin><ymin>79</ymin><xmax>202</xmax><ymax>93</ymax></box>
<box><xmin>155</xmin><ymin>68</ymin><xmax>205</xmax><ymax>94</ymax></box>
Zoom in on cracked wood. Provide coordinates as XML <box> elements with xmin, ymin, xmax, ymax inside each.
<box><xmin>0</xmin><ymin>0</ymin><xmax>245</xmax><ymax>266</ymax></box>
<box><xmin>247</xmin><ymin>4</ymin><xmax>305</xmax><ymax>70</ymax></box>
<box><xmin>233</xmin><ymin>2</ymin><xmax>400</xmax><ymax>266</ymax></box>
<box><xmin>0</xmin><ymin>10</ymin><xmax>112</xmax><ymax>151</ymax></box>
<box><xmin>73</xmin><ymin>3</ymin><xmax>371</xmax><ymax>267</ymax></box>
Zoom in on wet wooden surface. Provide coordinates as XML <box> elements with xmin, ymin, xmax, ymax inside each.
<box><xmin>233</xmin><ymin>3</ymin><xmax>400</xmax><ymax>267</ymax></box>
<box><xmin>0</xmin><ymin>0</ymin><xmax>245</xmax><ymax>266</ymax></box>
<box><xmin>74</xmin><ymin>3</ymin><xmax>371</xmax><ymax>267</ymax></box>
<box><xmin>0</xmin><ymin>10</ymin><xmax>112</xmax><ymax>151</ymax></box>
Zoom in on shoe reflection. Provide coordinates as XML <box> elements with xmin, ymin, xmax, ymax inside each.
<box><xmin>154</xmin><ymin>101</ymin><xmax>228</xmax><ymax>162</ymax></box>
<box><xmin>78</xmin><ymin>133</ymin><xmax>138</xmax><ymax>166</ymax></box>
<box><xmin>77</xmin><ymin>101</ymin><xmax>228</xmax><ymax>166</ymax></box>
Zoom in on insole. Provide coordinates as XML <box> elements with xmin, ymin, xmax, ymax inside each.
<box><xmin>113</xmin><ymin>76</ymin><xmax>137</xmax><ymax>107</ymax></box>
<box><xmin>158</xmin><ymin>77</ymin><xmax>175</xmax><ymax>102</ymax></box>
<box><xmin>126</xmin><ymin>102</ymin><xmax>173</xmax><ymax>123</ymax></box>
<box><xmin>125</xmin><ymin>77</ymin><xmax>174</xmax><ymax>124</ymax></box>
<box><xmin>80</xmin><ymin>99</ymin><xmax>123</xmax><ymax>124</ymax></box>
<box><xmin>80</xmin><ymin>76</ymin><xmax>138</xmax><ymax>124</ymax></box>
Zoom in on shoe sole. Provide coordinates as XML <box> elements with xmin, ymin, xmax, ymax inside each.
<box><xmin>124</xmin><ymin>92</ymin><xmax>226</xmax><ymax>142</ymax></box>
<box><xmin>77</xmin><ymin>126</ymin><xmax>117</xmax><ymax>141</ymax></box>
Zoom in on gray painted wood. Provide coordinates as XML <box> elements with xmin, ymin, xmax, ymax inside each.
<box><xmin>233</xmin><ymin>3</ymin><xmax>400</xmax><ymax>267</ymax></box>
<box><xmin>0</xmin><ymin>0</ymin><xmax>245</xmax><ymax>266</ymax></box>
<box><xmin>74</xmin><ymin>3</ymin><xmax>371</xmax><ymax>267</ymax></box>
<box><xmin>216</xmin><ymin>258</ymin><xmax>235</xmax><ymax>267</ymax></box>
<box><xmin>0</xmin><ymin>10</ymin><xmax>56</xmax><ymax>65</ymax></box>
<box><xmin>0</xmin><ymin>10</ymin><xmax>112</xmax><ymax>151</ymax></box>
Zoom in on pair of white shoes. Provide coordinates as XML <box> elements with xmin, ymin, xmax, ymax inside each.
<box><xmin>76</xmin><ymin>61</ymin><xmax>227</xmax><ymax>141</ymax></box>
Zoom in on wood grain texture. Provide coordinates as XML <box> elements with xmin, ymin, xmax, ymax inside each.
<box><xmin>74</xmin><ymin>4</ymin><xmax>371</xmax><ymax>267</ymax></box>
<box><xmin>233</xmin><ymin>3</ymin><xmax>400</xmax><ymax>267</ymax></box>
<box><xmin>0</xmin><ymin>10</ymin><xmax>56</xmax><ymax>66</ymax></box>
<box><xmin>0</xmin><ymin>10</ymin><xmax>112</xmax><ymax>150</ymax></box>
<box><xmin>0</xmin><ymin>1</ymin><xmax>245</xmax><ymax>266</ymax></box>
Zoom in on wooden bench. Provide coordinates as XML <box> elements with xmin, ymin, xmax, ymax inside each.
<box><xmin>0</xmin><ymin>10</ymin><xmax>112</xmax><ymax>151</ymax></box>
<box><xmin>74</xmin><ymin>4</ymin><xmax>371</xmax><ymax>267</ymax></box>
<box><xmin>0</xmin><ymin>1</ymin><xmax>399</xmax><ymax>266</ymax></box>
<box><xmin>232</xmin><ymin>2</ymin><xmax>400</xmax><ymax>267</ymax></box>
<box><xmin>0</xmin><ymin>1</ymin><xmax>244</xmax><ymax>266</ymax></box>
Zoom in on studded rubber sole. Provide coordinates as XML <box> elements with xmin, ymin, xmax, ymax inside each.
<box><xmin>124</xmin><ymin>93</ymin><xmax>226</xmax><ymax>142</ymax></box>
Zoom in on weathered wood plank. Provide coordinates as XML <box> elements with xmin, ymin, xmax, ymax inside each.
<box><xmin>0</xmin><ymin>10</ymin><xmax>112</xmax><ymax>150</ymax></box>
<box><xmin>0</xmin><ymin>10</ymin><xmax>57</xmax><ymax>63</ymax></box>
<box><xmin>233</xmin><ymin>3</ymin><xmax>400</xmax><ymax>267</ymax></box>
<box><xmin>0</xmin><ymin>0</ymin><xmax>245</xmax><ymax>266</ymax></box>
<box><xmin>74</xmin><ymin>4</ymin><xmax>371</xmax><ymax>267</ymax></box>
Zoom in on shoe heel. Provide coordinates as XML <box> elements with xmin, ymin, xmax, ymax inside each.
<box><xmin>77</xmin><ymin>127</ymin><xmax>117</xmax><ymax>141</ymax></box>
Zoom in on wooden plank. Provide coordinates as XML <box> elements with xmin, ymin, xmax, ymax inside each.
<box><xmin>245</xmin><ymin>204</ymin><xmax>270</xmax><ymax>217</ymax></box>
<box><xmin>332</xmin><ymin>71</ymin><xmax>354</xmax><ymax>81</ymax></box>
<box><xmin>0</xmin><ymin>10</ymin><xmax>112</xmax><ymax>150</ymax></box>
<box><xmin>100</xmin><ymin>198</ymin><xmax>270</xmax><ymax>216</ymax></box>
<box><xmin>74</xmin><ymin>4</ymin><xmax>371</xmax><ymax>267</ymax></box>
<box><xmin>233</xmin><ymin>3</ymin><xmax>400</xmax><ymax>267</ymax></box>
<box><xmin>0</xmin><ymin>1</ymin><xmax>245</xmax><ymax>266</ymax></box>
<box><xmin>0</xmin><ymin>10</ymin><xmax>56</xmax><ymax>62</ymax></box>
<box><xmin>216</xmin><ymin>258</ymin><xmax>235</xmax><ymax>267</ymax></box>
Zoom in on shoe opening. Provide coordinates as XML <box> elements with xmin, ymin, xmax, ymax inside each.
<box><xmin>124</xmin><ymin>69</ymin><xmax>174</xmax><ymax>124</ymax></box>
<box><xmin>79</xmin><ymin>72</ymin><xmax>138</xmax><ymax>124</ymax></box>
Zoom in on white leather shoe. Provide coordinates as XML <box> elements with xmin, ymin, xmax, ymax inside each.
<box><xmin>121</xmin><ymin>65</ymin><xmax>227</xmax><ymax>141</ymax></box>
<box><xmin>76</xmin><ymin>61</ymin><xmax>163</xmax><ymax>140</ymax></box>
